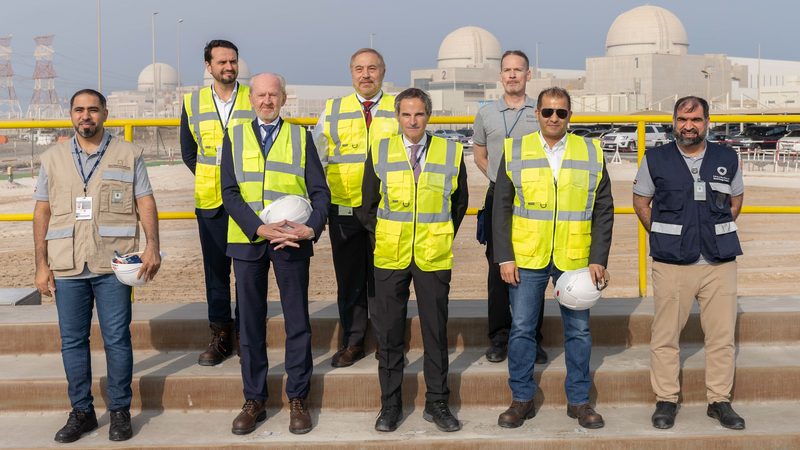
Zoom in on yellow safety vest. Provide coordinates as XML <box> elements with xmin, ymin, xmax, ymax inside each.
<box><xmin>227</xmin><ymin>122</ymin><xmax>307</xmax><ymax>244</ymax></box>
<box><xmin>372</xmin><ymin>135</ymin><xmax>462</xmax><ymax>272</ymax></box>
<box><xmin>184</xmin><ymin>84</ymin><xmax>254</xmax><ymax>209</ymax></box>
<box><xmin>322</xmin><ymin>93</ymin><xmax>398</xmax><ymax>207</ymax></box>
<box><xmin>504</xmin><ymin>132</ymin><xmax>603</xmax><ymax>270</ymax></box>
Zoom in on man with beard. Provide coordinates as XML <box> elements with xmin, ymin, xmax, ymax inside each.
<box><xmin>633</xmin><ymin>96</ymin><xmax>745</xmax><ymax>430</ymax></box>
<box><xmin>472</xmin><ymin>50</ymin><xmax>545</xmax><ymax>364</ymax></box>
<box><xmin>33</xmin><ymin>89</ymin><xmax>161</xmax><ymax>443</ymax></box>
<box><xmin>181</xmin><ymin>40</ymin><xmax>254</xmax><ymax>366</ymax></box>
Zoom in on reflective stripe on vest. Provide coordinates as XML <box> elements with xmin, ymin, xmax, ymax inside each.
<box><xmin>185</xmin><ymin>84</ymin><xmax>254</xmax><ymax>209</ymax></box>
<box><xmin>372</xmin><ymin>135</ymin><xmax>461</xmax><ymax>271</ymax></box>
<box><xmin>227</xmin><ymin>122</ymin><xmax>307</xmax><ymax>244</ymax></box>
<box><xmin>505</xmin><ymin>132</ymin><xmax>603</xmax><ymax>270</ymax></box>
<box><xmin>323</xmin><ymin>93</ymin><xmax>399</xmax><ymax>207</ymax></box>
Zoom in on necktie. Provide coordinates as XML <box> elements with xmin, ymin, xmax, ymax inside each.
<box><xmin>260</xmin><ymin>124</ymin><xmax>275</xmax><ymax>154</ymax></box>
<box><xmin>362</xmin><ymin>101</ymin><xmax>375</xmax><ymax>128</ymax></box>
<box><xmin>409</xmin><ymin>144</ymin><xmax>422</xmax><ymax>182</ymax></box>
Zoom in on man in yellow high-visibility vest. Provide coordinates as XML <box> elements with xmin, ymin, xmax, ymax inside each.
<box><xmin>358</xmin><ymin>88</ymin><xmax>468</xmax><ymax>433</ymax></box>
<box><xmin>180</xmin><ymin>40</ymin><xmax>254</xmax><ymax>366</ymax></box>
<box><xmin>312</xmin><ymin>48</ymin><xmax>399</xmax><ymax>368</ymax></box>
<box><xmin>493</xmin><ymin>87</ymin><xmax>614</xmax><ymax>430</ymax></box>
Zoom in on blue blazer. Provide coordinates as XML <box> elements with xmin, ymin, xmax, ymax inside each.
<box><xmin>220</xmin><ymin>118</ymin><xmax>330</xmax><ymax>261</ymax></box>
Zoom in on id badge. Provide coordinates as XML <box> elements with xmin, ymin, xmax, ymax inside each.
<box><xmin>338</xmin><ymin>206</ymin><xmax>353</xmax><ymax>216</ymax></box>
<box><xmin>693</xmin><ymin>181</ymin><xmax>706</xmax><ymax>201</ymax></box>
<box><xmin>216</xmin><ymin>146</ymin><xmax>223</xmax><ymax>166</ymax></box>
<box><xmin>75</xmin><ymin>196</ymin><xmax>93</xmax><ymax>220</ymax></box>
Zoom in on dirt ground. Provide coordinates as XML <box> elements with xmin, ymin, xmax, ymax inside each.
<box><xmin>1</xmin><ymin>155</ymin><xmax>799</xmax><ymax>304</ymax></box>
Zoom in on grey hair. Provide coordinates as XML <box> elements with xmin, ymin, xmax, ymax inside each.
<box><xmin>251</xmin><ymin>72</ymin><xmax>287</xmax><ymax>96</ymax></box>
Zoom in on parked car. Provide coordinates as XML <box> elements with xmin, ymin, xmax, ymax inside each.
<box><xmin>569</xmin><ymin>127</ymin><xmax>593</xmax><ymax>136</ymax></box>
<box><xmin>432</xmin><ymin>129</ymin><xmax>464</xmax><ymax>141</ymax></box>
<box><xmin>456</xmin><ymin>128</ymin><xmax>474</xmax><ymax>138</ymax></box>
<box><xmin>728</xmin><ymin>125</ymin><xmax>791</xmax><ymax>154</ymax></box>
<box><xmin>584</xmin><ymin>130</ymin><xmax>611</xmax><ymax>139</ymax></box>
<box><xmin>706</xmin><ymin>131</ymin><xmax>731</xmax><ymax>145</ymax></box>
<box><xmin>601</xmin><ymin>125</ymin><xmax>669</xmax><ymax>152</ymax></box>
<box><xmin>777</xmin><ymin>130</ymin><xmax>800</xmax><ymax>154</ymax></box>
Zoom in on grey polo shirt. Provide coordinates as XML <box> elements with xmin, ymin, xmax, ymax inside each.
<box><xmin>473</xmin><ymin>95</ymin><xmax>539</xmax><ymax>182</ymax></box>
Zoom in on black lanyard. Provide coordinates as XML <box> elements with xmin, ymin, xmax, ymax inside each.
<box><xmin>502</xmin><ymin>107</ymin><xmax>526</xmax><ymax>138</ymax></box>
<box><xmin>74</xmin><ymin>133</ymin><xmax>112</xmax><ymax>195</ymax></box>
<box><xmin>212</xmin><ymin>82</ymin><xmax>239</xmax><ymax>130</ymax></box>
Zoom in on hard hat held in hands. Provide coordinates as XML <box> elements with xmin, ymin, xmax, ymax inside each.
<box><xmin>554</xmin><ymin>267</ymin><xmax>609</xmax><ymax>310</ymax></box>
<box><xmin>111</xmin><ymin>251</ymin><xmax>166</xmax><ymax>287</ymax></box>
<box><xmin>259</xmin><ymin>195</ymin><xmax>312</xmax><ymax>225</ymax></box>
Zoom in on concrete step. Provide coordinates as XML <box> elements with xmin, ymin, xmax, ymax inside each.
<box><xmin>3</xmin><ymin>344</ymin><xmax>799</xmax><ymax>412</ymax></box>
<box><xmin>1</xmin><ymin>296</ymin><xmax>799</xmax><ymax>355</ymax></box>
<box><xmin>1</xmin><ymin>403</ymin><xmax>798</xmax><ymax>449</ymax></box>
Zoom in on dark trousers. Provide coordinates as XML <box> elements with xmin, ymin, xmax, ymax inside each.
<box><xmin>329</xmin><ymin>210</ymin><xmax>374</xmax><ymax>347</ymax></box>
<box><xmin>484</xmin><ymin>184</ymin><xmax>543</xmax><ymax>347</ymax></box>
<box><xmin>233</xmin><ymin>251</ymin><xmax>313</xmax><ymax>401</ymax></box>
<box><xmin>196</xmin><ymin>209</ymin><xmax>237</xmax><ymax>326</ymax></box>
<box><xmin>374</xmin><ymin>260</ymin><xmax>451</xmax><ymax>407</ymax></box>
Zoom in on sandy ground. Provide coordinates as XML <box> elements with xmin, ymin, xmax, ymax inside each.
<box><xmin>1</xmin><ymin>155</ymin><xmax>799</xmax><ymax>304</ymax></box>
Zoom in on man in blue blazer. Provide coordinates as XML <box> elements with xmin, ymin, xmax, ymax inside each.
<box><xmin>220</xmin><ymin>72</ymin><xmax>330</xmax><ymax>436</ymax></box>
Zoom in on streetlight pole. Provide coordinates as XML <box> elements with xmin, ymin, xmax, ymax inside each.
<box><xmin>151</xmin><ymin>12</ymin><xmax>158</xmax><ymax>117</ymax></box>
<box><xmin>96</xmin><ymin>0</ymin><xmax>102</xmax><ymax>91</ymax></box>
<box><xmin>177</xmin><ymin>19</ymin><xmax>183</xmax><ymax>88</ymax></box>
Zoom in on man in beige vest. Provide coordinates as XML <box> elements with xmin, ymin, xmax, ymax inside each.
<box><xmin>33</xmin><ymin>89</ymin><xmax>161</xmax><ymax>444</ymax></box>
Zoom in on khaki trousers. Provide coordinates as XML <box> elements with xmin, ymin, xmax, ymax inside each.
<box><xmin>650</xmin><ymin>260</ymin><xmax>738</xmax><ymax>403</ymax></box>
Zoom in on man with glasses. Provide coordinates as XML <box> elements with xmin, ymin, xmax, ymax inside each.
<box><xmin>492</xmin><ymin>87</ymin><xmax>614</xmax><ymax>429</ymax></box>
<box><xmin>472</xmin><ymin>50</ymin><xmax>544</xmax><ymax>364</ymax></box>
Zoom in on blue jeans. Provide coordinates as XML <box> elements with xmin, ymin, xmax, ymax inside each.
<box><xmin>507</xmin><ymin>264</ymin><xmax>592</xmax><ymax>405</ymax></box>
<box><xmin>54</xmin><ymin>274</ymin><xmax>133</xmax><ymax>411</ymax></box>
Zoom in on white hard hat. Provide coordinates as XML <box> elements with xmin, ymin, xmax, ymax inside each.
<box><xmin>554</xmin><ymin>268</ymin><xmax>608</xmax><ymax>310</ymax></box>
<box><xmin>111</xmin><ymin>252</ymin><xmax>146</xmax><ymax>287</ymax></box>
<box><xmin>259</xmin><ymin>195</ymin><xmax>312</xmax><ymax>224</ymax></box>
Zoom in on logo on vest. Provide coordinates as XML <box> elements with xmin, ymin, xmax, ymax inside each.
<box><xmin>712</xmin><ymin>166</ymin><xmax>730</xmax><ymax>183</ymax></box>
<box><xmin>717</xmin><ymin>166</ymin><xmax>728</xmax><ymax>176</ymax></box>
<box><xmin>108</xmin><ymin>160</ymin><xmax>131</xmax><ymax>171</ymax></box>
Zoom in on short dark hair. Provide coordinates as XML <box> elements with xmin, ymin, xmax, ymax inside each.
<box><xmin>70</xmin><ymin>89</ymin><xmax>106</xmax><ymax>109</ymax></box>
<box><xmin>350</xmin><ymin>48</ymin><xmax>385</xmax><ymax>69</ymax></box>
<box><xmin>673</xmin><ymin>96</ymin><xmax>709</xmax><ymax>119</ymax></box>
<box><xmin>394</xmin><ymin>88</ymin><xmax>432</xmax><ymax>116</ymax></box>
<box><xmin>204</xmin><ymin>40</ymin><xmax>238</xmax><ymax>63</ymax></box>
<box><xmin>537</xmin><ymin>87</ymin><xmax>571</xmax><ymax>111</ymax></box>
<box><xmin>501</xmin><ymin>50</ymin><xmax>530</xmax><ymax>69</ymax></box>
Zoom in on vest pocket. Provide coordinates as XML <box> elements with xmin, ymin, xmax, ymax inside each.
<box><xmin>326</xmin><ymin>163</ymin><xmax>354</xmax><ymax>203</ymax></box>
<box><xmin>386</xmin><ymin>171</ymin><xmax>412</xmax><ymax>206</ymax></box>
<box><xmin>375</xmin><ymin>219</ymin><xmax>403</xmax><ymax>262</ymax></box>
<box><xmin>97</xmin><ymin>225</ymin><xmax>137</xmax><ymax>270</ymax></box>
<box><xmin>194</xmin><ymin>163</ymin><xmax>220</xmax><ymax>207</ymax></box>
<box><xmin>566</xmin><ymin>221</ymin><xmax>592</xmax><ymax>260</ymax></box>
<box><xmin>100</xmin><ymin>180</ymin><xmax>134</xmax><ymax>214</ymax></box>
<box><xmin>45</xmin><ymin>225</ymin><xmax>75</xmax><ymax>271</ymax></box>
<box><xmin>421</xmin><ymin>221</ymin><xmax>454</xmax><ymax>264</ymax></box>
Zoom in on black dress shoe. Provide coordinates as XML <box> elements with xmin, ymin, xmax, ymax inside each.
<box><xmin>485</xmin><ymin>342</ymin><xmax>508</xmax><ymax>363</ymax></box>
<box><xmin>423</xmin><ymin>400</ymin><xmax>461</xmax><ymax>432</ymax></box>
<box><xmin>54</xmin><ymin>408</ymin><xmax>98</xmax><ymax>443</ymax></box>
<box><xmin>707</xmin><ymin>402</ymin><xmax>745</xmax><ymax>430</ymax></box>
<box><xmin>375</xmin><ymin>405</ymin><xmax>402</xmax><ymax>432</ymax></box>
<box><xmin>109</xmin><ymin>409</ymin><xmax>133</xmax><ymax>441</ymax></box>
<box><xmin>535</xmin><ymin>346</ymin><xmax>548</xmax><ymax>364</ymax></box>
<box><xmin>651</xmin><ymin>401</ymin><xmax>677</xmax><ymax>429</ymax></box>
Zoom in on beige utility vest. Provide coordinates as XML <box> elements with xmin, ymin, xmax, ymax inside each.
<box><xmin>40</xmin><ymin>137</ymin><xmax>141</xmax><ymax>276</ymax></box>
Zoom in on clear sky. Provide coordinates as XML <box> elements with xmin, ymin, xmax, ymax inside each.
<box><xmin>2</xmin><ymin>0</ymin><xmax>797</xmax><ymax>108</ymax></box>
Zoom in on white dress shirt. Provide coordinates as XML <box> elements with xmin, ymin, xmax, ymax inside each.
<box><xmin>211</xmin><ymin>81</ymin><xmax>239</xmax><ymax>128</ymax></box>
<box><xmin>538</xmin><ymin>132</ymin><xmax>567</xmax><ymax>182</ymax></box>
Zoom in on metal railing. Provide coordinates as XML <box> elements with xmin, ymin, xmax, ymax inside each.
<box><xmin>2</xmin><ymin>114</ymin><xmax>800</xmax><ymax>297</ymax></box>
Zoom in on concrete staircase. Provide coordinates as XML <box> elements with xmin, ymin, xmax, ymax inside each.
<box><xmin>1</xmin><ymin>297</ymin><xmax>799</xmax><ymax>449</ymax></box>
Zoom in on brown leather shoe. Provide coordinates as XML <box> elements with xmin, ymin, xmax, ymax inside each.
<box><xmin>567</xmin><ymin>403</ymin><xmax>605</xmax><ymax>429</ymax></box>
<box><xmin>498</xmin><ymin>400</ymin><xmax>536</xmax><ymax>428</ymax></box>
<box><xmin>198</xmin><ymin>322</ymin><xmax>234</xmax><ymax>366</ymax></box>
<box><xmin>231</xmin><ymin>399</ymin><xmax>266</xmax><ymax>435</ymax></box>
<box><xmin>289</xmin><ymin>398</ymin><xmax>312</xmax><ymax>434</ymax></box>
<box><xmin>331</xmin><ymin>345</ymin><xmax>365</xmax><ymax>368</ymax></box>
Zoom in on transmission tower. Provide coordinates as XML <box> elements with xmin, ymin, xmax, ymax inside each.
<box><xmin>27</xmin><ymin>35</ymin><xmax>62</xmax><ymax>119</ymax></box>
<box><xmin>0</xmin><ymin>36</ymin><xmax>22</xmax><ymax>119</ymax></box>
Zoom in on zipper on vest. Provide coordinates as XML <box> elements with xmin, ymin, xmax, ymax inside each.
<box><xmin>550</xmin><ymin>178</ymin><xmax>558</xmax><ymax>254</ymax></box>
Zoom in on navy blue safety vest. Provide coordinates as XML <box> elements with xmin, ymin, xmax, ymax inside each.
<box><xmin>647</xmin><ymin>141</ymin><xmax>743</xmax><ymax>264</ymax></box>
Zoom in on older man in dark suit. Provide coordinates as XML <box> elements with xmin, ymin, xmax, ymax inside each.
<box><xmin>220</xmin><ymin>72</ymin><xmax>330</xmax><ymax>436</ymax></box>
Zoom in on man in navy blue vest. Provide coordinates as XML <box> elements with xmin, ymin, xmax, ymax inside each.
<box><xmin>633</xmin><ymin>96</ymin><xmax>745</xmax><ymax>431</ymax></box>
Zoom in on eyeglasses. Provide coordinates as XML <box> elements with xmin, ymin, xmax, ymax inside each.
<box><xmin>540</xmin><ymin>108</ymin><xmax>569</xmax><ymax>119</ymax></box>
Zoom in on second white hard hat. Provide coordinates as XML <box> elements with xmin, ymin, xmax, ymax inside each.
<box><xmin>259</xmin><ymin>194</ymin><xmax>312</xmax><ymax>225</ymax></box>
<box><xmin>554</xmin><ymin>267</ymin><xmax>608</xmax><ymax>310</ymax></box>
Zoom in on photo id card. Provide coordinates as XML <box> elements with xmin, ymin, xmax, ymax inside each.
<box><xmin>693</xmin><ymin>181</ymin><xmax>706</xmax><ymax>201</ymax></box>
<box><xmin>75</xmin><ymin>196</ymin><xmax>93</xmax><ymax>220</ymax></box>
<box><xmin>216</xmin><ymin>146</ymin><xmax>223</xmax><ymax>166</ymax></box>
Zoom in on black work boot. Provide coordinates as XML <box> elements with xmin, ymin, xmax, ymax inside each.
<box><xmin>198</xmin><ymin>321</ymin><xmax>234</xmax><ymax>366</ymax></box>
<box><xmin>54</xmin><ymin>408</ymin><xmax>98</xmax><ymax>443</ymax></box>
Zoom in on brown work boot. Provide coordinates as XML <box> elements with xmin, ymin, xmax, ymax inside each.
<box><xmin>567</xmin><ymin>403</ymin><xmax>605</xmax><ymax>429</ymax></box>
<box><xmin>231</xmin><ymin>399</ymin><xmax>266</xmax><ymax>435</ymax></box>
<box><xmin>289</xmin><ymin>398</ymin><xmax>312</xmax><ymax>434</ymax></box>
<box><xmin>331</xmin><ymin>345</ymin><xmax>365</xmax><ymax>368</ymax></box>
<box><xmin>198</xmin><ymin>322</ymin><xmax>234</xmax><ymax>366</ymax></box>
<box><xmin>498</xmin><ymin>400</ymin><xmax>536</xmax><ymax>428</ymax></box>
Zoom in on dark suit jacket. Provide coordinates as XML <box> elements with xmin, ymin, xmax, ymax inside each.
<box><xmin>357</xmin><ymin>133</ymin><xmax>469</xmax><ymax>242</ymax></box>
<box><xmin>220</xmin><ymin>118</ymin><xmax>330</xmax><ymax>261</ymax></box>
<box><xmin>492</xmin><ymin>138</ymin><xmax>614</xmax><ymax>267</ymax></box>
